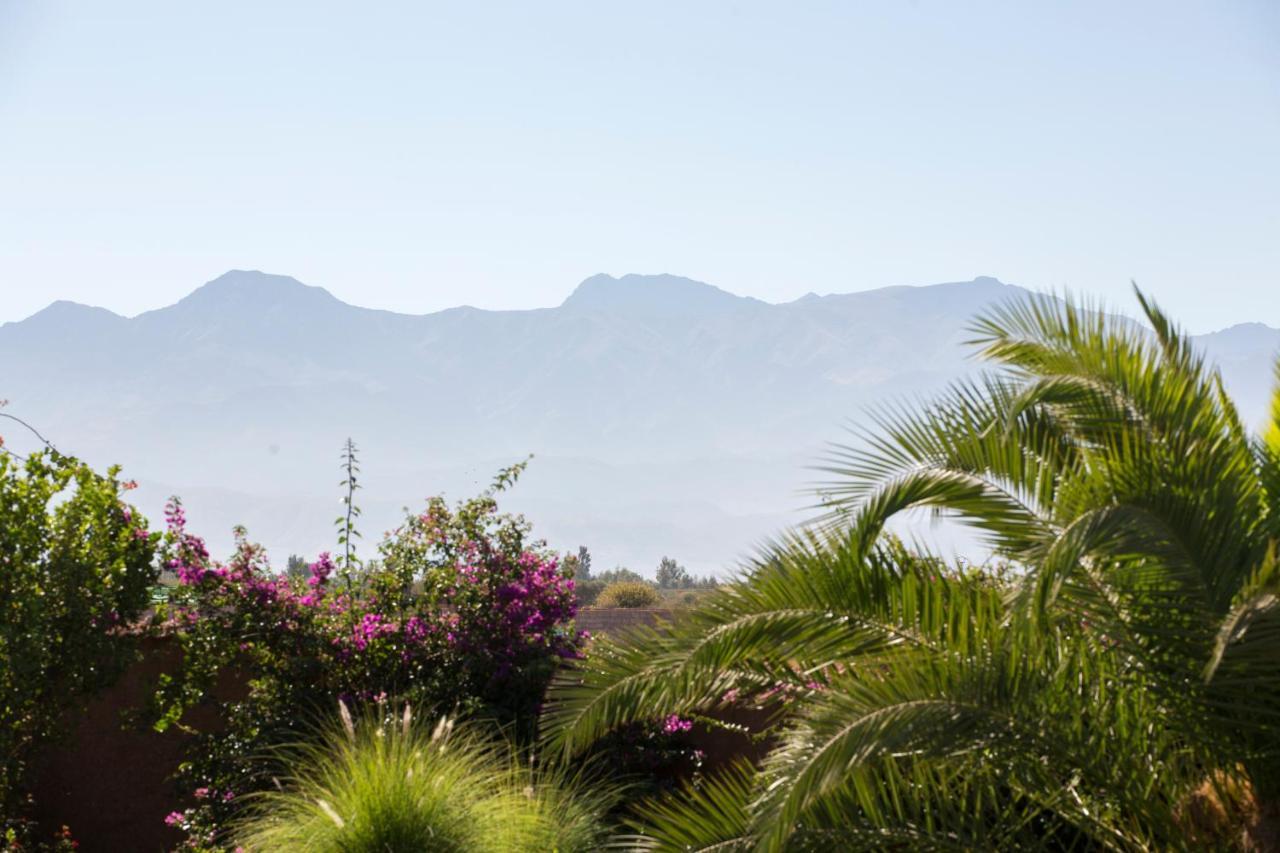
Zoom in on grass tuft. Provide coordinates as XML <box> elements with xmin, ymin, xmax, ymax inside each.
<box><xmin>232</xmin><ymin>703</ymin><xmax>612</xmax><ymax>852</ymax></box>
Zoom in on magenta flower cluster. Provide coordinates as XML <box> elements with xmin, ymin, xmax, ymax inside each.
<box><xmin>161</xmin><ymin>495</ymin><xmax>585</xmax><ymax>704</ymax></box>
<box><xmin>164</xmin><ymin>500</ymin><xmax>212</xmax><ymax>585</ymax></box>
<box><xmin>662</xmin><ymin>714</ymin><xmax>694</xmax><ymax>734</ymax></box>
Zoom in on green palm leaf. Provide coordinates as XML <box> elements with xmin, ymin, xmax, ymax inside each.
<box><xmin>543</xmin><ymin>286</ymin><xmax>1280</xmax><ymax>850</ymax></box>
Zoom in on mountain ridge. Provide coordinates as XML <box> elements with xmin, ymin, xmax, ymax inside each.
<box><xmin>2</xmin><ymin>270</ymin><xmax>1276</xmax><ymax>573</ymax></box>
<box><xmin>13</xmin><ymin>271</ymin><xmax>1277</xmax><ymax>343</ymax></box>
<box><xmin>7</xmin><ymin>270</ymin><xmax>1043</xmax><ymax>326</ymax></box>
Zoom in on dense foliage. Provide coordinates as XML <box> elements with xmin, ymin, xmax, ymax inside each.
<box><xmin>154</xmin><ymin>464</ymin><xmax>585</xmax><ymax>849</ymax></box>
<box><xmin>543</xmin><ymin>288</ymin><xmax>1280</xmax><ymax>851</ymax></box>
<box><xmin>572</xmin><ymin>579</ymin><xmax>608</xmax><ymax>607</ymax></box>
<box><xmin>232</xmin><ymin>703</ymin><xmax>611</xmax><ymax>853</ymax></box>
<box><xmin>0</xmin><ymin>447</ymin><xmax>158</xmax><ymax>811</ymax></box>
<box><xmin>596</xmin><ymin>580</ymin><xmax>662</xmax><ymax>609</ymax></box>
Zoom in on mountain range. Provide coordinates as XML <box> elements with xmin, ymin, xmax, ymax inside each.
<box><xmin>3</xmin><ymin>271</ymin><xmax>1277</xmax><ymax>573</ymax></box>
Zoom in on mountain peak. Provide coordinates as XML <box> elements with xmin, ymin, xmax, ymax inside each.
<box><xmin>899</xmin><ymin>275</ymin><xmax>1009</xmax><ymax>294</ymax></box>
<box><xmin>1208</xmin><ymin>321</ymin><xmax>1278</xmax><ymax>335</ymax></box>
<box><xmin>175</xmin><ymin>270</ymin><xmax>342</xmax><ymax>312</ymax></box>
<box><xmin>1196</xmin><ymin>321</ymin><xmax>1280</xmax><ymax>353</ymax></box>
<box><xmin>9</xmin><ymin>299</ymin><xmax>123</xmax><ymax>330</ymax></box>
<box><xmin>561</xmin><ymin>273</ymin><xmax>762</xmax><ymax>315</ymax></box>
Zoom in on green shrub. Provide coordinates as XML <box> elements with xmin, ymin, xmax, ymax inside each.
<box><xmin>573</xmin><ymin>578</ymin><xmax>607</xmax><ymax>607</ymax></box>
<box><xmin>595</xmin><ymin>581</ymin><xmax>660</xmax><ymax>609</ymax></box>
<box><xmin>230</xmin><ymin>705</ymin><xmax>611</xmax><ymax>853</ymax></box>
<box><xmin>0</xmin><ymin>448</ymin><xmax>157</xmax><ymax>809</ymax></box>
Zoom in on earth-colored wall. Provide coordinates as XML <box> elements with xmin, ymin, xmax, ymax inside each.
<box><xmin>575</xmin><ymin>607</ymin><xmax>673</xmax><ymax>635</ymax></box>
<box><xmin>29</xmin><ymin>636</ymin><xmax>244</xmax><ymax>853</ymax></box>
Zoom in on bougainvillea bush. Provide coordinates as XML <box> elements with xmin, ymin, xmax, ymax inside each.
<box><xmin>151</xmin><ymin>464</ymin><xmax>585</xmax><ymax>849</ymax></box>
<box><xmin>0</xmin><ymin>448</ymin><xmax>158</xmax><ymax>815</ymax></box>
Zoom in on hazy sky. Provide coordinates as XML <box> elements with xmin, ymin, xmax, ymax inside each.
<box><xmin>1</xmin><ymin>1</ymin><xmax>1277</xmax><ymax>332</ymax></box>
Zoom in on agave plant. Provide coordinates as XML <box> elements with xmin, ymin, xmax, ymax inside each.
<box><xmin>542</xmin><ymin>288</ymin><xmax>1280</xmax><ymax>851</ymax></box>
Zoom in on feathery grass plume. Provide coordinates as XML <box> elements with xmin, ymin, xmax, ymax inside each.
<box><xmin>232</xmin><ymin>705</ymin><xmax>613</xmax><ymax>852</ymax></box>
<box><xmin>337</xmin><ymin>698</ymin><xmax>356</xmax><ymax>743</ymax></box>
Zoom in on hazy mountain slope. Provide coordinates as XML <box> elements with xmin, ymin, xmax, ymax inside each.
<box><xmin>2</xmin><ymin>271</ymin><xmax>1275</xmax><ymax>573</ymax></box>
<box><xmin>1195</xmin><ymin>322</ymin><xmax>1280</xmax><ymax>432</ymax></box>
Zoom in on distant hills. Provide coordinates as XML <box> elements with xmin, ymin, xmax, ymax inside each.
<box><xmin>3</xmin><ymin>271</ymin><xmax>1277</xmax><ymax>573</ymax></box>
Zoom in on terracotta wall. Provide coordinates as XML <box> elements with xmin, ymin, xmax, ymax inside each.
<box><xmin>28</xmin><ymin>637</ymin><xmax>194</xmax><ymax>852</ymax></box>
<box><xmin>29</xmin><ymin>637</ymin><xmax>246</xmax><ymax>853</ymax></box>
<box><xmin>575</xmin><ymin>607</ymin><xmax>674</xmax><ymax>635</ymax></box>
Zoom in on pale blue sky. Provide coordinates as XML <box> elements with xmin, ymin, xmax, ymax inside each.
<box><xmin>1</xmin><ymin>0</ymin><xmax>1277</xmax><ymax>331</ymax></box>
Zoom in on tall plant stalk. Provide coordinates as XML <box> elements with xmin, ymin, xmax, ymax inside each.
<box><xmin>336</xmin><ymin>437</ymin><xmax>362</xmax><ymax>589</ymax></box>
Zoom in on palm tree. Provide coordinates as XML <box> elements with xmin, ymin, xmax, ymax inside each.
<box><xmin>542</xmin><ymin>288</ymin><xmax>1280</xmax><ymax>851</ymax></box>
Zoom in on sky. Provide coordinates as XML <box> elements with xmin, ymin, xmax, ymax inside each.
<box><xmin>1</xmin><ymin>0</ymin><xmax>1277</xmax><ymax>332</ymax></box>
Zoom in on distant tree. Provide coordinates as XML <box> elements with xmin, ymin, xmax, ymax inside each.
<box><xmin>285</xmin><ymin>554</ymin><xmax>308</xmax><ymax>579</ymax></box>
<box><xmin>594</xmin><ymin>567</ymin><xmax>646</xmax><ymax>586</ymax></box>
<box><xmin>655</xmin><ymin>556</ymin><xmax>691</xmax><ymax>589</ymax></box>
<box><xmin>563</xmin><ymin>545</ymin><xmax>592</xmax><ymax>581</ymax></box>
